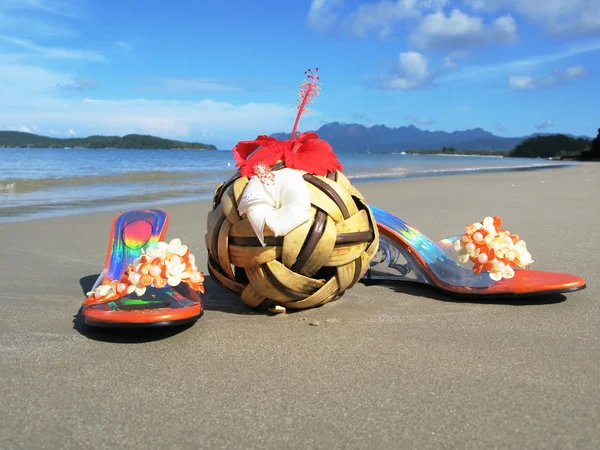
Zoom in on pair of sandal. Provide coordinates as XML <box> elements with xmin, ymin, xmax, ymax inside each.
<box><xmin>81</xmin><ymin>207</ymin><xmax>586</xmax><ymax>328</ymax></box>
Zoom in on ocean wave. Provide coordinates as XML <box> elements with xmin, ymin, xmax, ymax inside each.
<box><xmin>345</xmin><ymin>168</ymin><xmax>409</xmax><ymax>179</ymax></box>
<box><xmin>0</xmin><ymin>182</ymin><xmax>16</xmax><ymax>192</ymax></box>
<box><xmin>417</xmin><ymin>162</ymin><xmax>575</xmax><ymax>174</ymax></box>
<box><xmin>0</xmin><ymin>188</ymin><xmax>214</xmax><ymax>220</ymax></box>
<box><xmin>345</xmin><ymin>162</ymin><xmax>574</xmax><ymax>182</ymax></box>
<box><xmin>0</xmin><ymin>170</ymin><xmax>235</xmax><ymax>193</ymax></box>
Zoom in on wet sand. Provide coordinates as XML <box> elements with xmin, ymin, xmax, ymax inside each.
<box><xmin>1</xmin><ymin>164</ymin><xmax>598</xmax><ymax>449</ymax></box>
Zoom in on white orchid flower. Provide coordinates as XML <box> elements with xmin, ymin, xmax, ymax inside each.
<box><xmin>165</xmin><ymin>255</ymin><xmax>186</xmax><ymax>286</ymax></box>
<box><xmin>126</xmin><ymin>271</ymin><xmax>147</xmax><ymax>296</ymax></box>
<box><xmin>489</xmin><ymin>260</ymin><xmax>515</xmax><ymax>281</ymax></box>
<box><xmin>238</xmin><ymin>167</ymin><xmax>312</xmax><ymax>246</ymax></box>
<box><xmin>91</xmin><ymin>283</ymin><xmax>114</xmax><ymax>299</ymax></box>
<box><xmin>514</xmin><ymin>240</ymin><xmax>533</xmax><ymax>266</ymax></box>
<box><xmin>166</xmin><ymin>238</ymin><xmax>189</xmax><ymax>256</ymax></box>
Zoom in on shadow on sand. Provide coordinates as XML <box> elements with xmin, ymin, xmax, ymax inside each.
<box><xmin>73</xmin><ymin>273</ymin><xmax>199</xmax><ymax>343</ymax></box>
<box><xmin>199</xmin><ymin>276</ymin><xmax>257</xmax><ymax>315</ymax></box>
<box><xmin>73</xmin><ymin>273</ymin><xmax>262</xmax><ymax>343</ymax></box>
<box><xmin>73</xmin><ymin>271</ymin><xmax>569</xmax><ymax>342</ymax></box>
<box><xmin>359</xmin><ymin>279</ymin><xmax>569</xmax><ymax>306</ymax></box>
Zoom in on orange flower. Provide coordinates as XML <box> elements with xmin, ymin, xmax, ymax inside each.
<box><xmin>86</xmin><ymin>238</ymin><xmax>205</xmax><ymax>304</ymax></box>
<box><xmin>454</xmin><ymin>216</ymin><xmax>533</xmax><ymax>281</ymax></box>
<box><xmin>132</xmin><ymin>254</ymin><xmax>168</xmax><ymax>289</ymax></box>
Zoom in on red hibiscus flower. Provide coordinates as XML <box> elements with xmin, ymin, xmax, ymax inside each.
<box><xmin>231</xmin><ymin>68</ymin><xmax>343</xmax><ymax>178</ymax></box>
<box><xmin>233</xmin><ymin>131</ymin><xmax>343</xmax><ymax>178</ymax></box>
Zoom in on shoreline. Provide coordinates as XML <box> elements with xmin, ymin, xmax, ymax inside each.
<box><xmin>0</xmin><ymin>161</ymin><xmax>578</xmax><ymax>224</ymax></box>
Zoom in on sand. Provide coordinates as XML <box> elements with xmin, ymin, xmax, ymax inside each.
<box><xmin>1</xmin><ymin>164</ymin><xmax>598</xmax><ymax>449</ymax></box>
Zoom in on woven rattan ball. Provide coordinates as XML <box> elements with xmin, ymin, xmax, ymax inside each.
<box><xmin>206</xmin><ymin>163</ymin><xmax>380</xmax><ymax>312</ymax></box>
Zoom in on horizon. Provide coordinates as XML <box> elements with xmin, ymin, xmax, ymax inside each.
<box><xmin>0</xmin><ymin>1</ymin><xmax>598</xmax><ymax>149</ymax></box>
<box><xmin>1</xmin><ymin>122</ymin><xmax>594</xmax><ymax>145</ymax></box>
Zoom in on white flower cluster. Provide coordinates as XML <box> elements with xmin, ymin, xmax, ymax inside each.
<box><xmin>454</xmin><ymin>217</ymin><xmax>533</xmax><ymax>281</ymax></box>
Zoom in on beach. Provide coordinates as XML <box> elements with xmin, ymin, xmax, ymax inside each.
<box><xmin>1</xmin><ymin>163</ymin><xmax>598</xmax><ymax>449</ymax></box>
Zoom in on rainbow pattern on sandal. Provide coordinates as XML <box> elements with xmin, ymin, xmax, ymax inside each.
<box><xmin>82</xmin><ymin>209</ymin><xmax>204</xmax><ymax>328</ymax></box>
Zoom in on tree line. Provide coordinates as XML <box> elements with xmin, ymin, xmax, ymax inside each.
<box><xmin>0</xmin><ymin>131</ymin><xmax>217</xmax><ymax>150</ymax></box>
<box><xmin>434</xmin><ymin>129</ymin><xmax>600</xmax><ymax>161</ymax></box>
<box><xmin>509</xmin><ymin>129</ymin><xmax>600</xmax><ymax>161</ymax></box>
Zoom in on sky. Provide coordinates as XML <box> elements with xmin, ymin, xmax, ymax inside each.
<box><xmin>0</xmin><ymin>0</ymin><xmax>599</xmax><ymax>149</ymax></box>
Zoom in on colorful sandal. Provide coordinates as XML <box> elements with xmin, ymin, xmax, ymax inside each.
<box><xmin>81</xmin><ymin>209</ymin><xmax>205</xmax><ymax>327</ymax></box>
<box><xmin>364</xmin><ymin>206</ymin><xmax>586</xmax><ymax>298</ymax></box>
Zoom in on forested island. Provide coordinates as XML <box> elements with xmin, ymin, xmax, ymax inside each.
<box><xmin>0</xmin><ymin>131</ymin><xmax>217</xmax><ymax>150</ymax></box>
<box><xmin>509</xmin><ymin>132</ymin><xmax>596</xmax><ymax>160</ymax></box>
<box><xmin>410</xmin><ymin>129</ymin><xmax>599</xmax><ymax>161</ymax></box>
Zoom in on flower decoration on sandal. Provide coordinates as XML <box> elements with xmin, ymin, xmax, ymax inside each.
<box><xmin>454</xmin><ymin>216</ymin><xmax>534</xmax><ymax>281</ymax></box>
<box><xmin>85</xmin><ymin>238</ymin><xmax>205</xmax><ymax>305</ymax></box>
<box><xmin>234</xmin><ymin>68</ymin><xmax>342</xmax><ymax>246</ymax></box>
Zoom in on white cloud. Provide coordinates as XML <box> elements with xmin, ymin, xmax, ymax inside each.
<box><xmin>0</xmin><ymin>93</ymin><xmax>310</xmax><ymax>143</ymax></box>
<box><xmin>563</xmin><ymin>65</ymin><xmax>587</xmax><ymax>78</ymax></box>
<box><xmin>508</xmin><ymin>65</ymin><xmax>588</xmax><ymax>90</ymax></box>
<box><xmin>0</xmin><ymin>0</ymin><xmax>82</xmax><ymax>41</ymax></box>
<box><xmin>67</xmin><ymin>128</ymin><xmax>76</xmax><ymax>135</ymax></box>
<box><xmin>444</xmin><ymin>56</ymin><xmax>458</xmax><ymax>68</ymax></box>
<box><xmin>535</xmin><ymin>119</ymin><xmax>554</xmax><ymax>129</ymax></box>
<box><xmin>0</xmin><ymin>9</ymin><xmax>77</xmax><ymax>37</ymax></box>
<box><xmin>306</xmin><ymin>0</ymin><xmax>522</xmax><ymax>50</ymax></box>
<box><xmin>380</xmin><ymin>51</ymin><xmax>431</xmax><ymax>90</ymax></box>
<box><xmin>0</xmin><ymin>124</ymin><xmax>33</xmax><ymax>133</ymax></box>
<box><xmin>443</xmin><ymin>50</ymin><xmax>469</xmax><ymax>68</ymax></box>
<box><xmin>139</xmin><ymin>78</ymin><xmax>241</xmax><ymax>93</ymax></box>
<box><xmin>508</xmin><ymin>75</ymin><xmax>548</xmax><ymax>90</ymax></box>
<box><xmin>464</xmin><ymin>0</ymin><xmax>600</xmax><ymax>35</ymax></box>
<box><xmin>496</xmin><ymin>123</ymin><xmax>506</xmax><ymax>131</ymax></box>
<box><xmin>410</xmin><ymin>8</ymin><xmax>518</xmax><ymax>50</ymax></box>
<box><xmin>342</xmin><ymin>0</ymin><xmax>423</xmax><ymax>39</ymax></box>
<box><xmin>307</xmin><ymin>0</ymin><xmax>449</xmax><ymax>38</ymax></box>
<box><xmin>1</xmin><ymin>0</ymin><xmax>81</xmax><ymax>19</ymax></box>
<box><xmin>0</xmin><ymin>60</ymin><xmax>72</xmax><ymax>95</ymax></box>
<box><xmin>0</xmin><ymin>58</ymin><xmax>318</xmax><ymax>145</ymax></box>
<box><xmin>441</xmin><ymin>41</ymin><xmax>600</xmax><ymax>81</ymax></box>
<box><xmin>306</xmin><ymin>0</ymin><xmax>344</xmax><ymax>32</ymax></box>
<box><xmin>0</xmin><ymin>34</ymin><xmax>106</xmax><ymax>61</ymax></box>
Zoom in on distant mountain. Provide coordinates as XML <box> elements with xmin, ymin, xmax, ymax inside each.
<box><xmin>0</xmin><ymin>131</ymin><xmax>217</xmax><ymax>150</ymax></box>
<box><xmin>271</xmin><ymin>122</ymin><xmax>544</xmax><ymax>152</ymax></box>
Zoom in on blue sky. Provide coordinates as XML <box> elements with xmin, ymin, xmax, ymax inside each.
<box><xmin>0</xmin><ymin>0</ymin><xmax>599</xmax><ymax>148</ymax></box>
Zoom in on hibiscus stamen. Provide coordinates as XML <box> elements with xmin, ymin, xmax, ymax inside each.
<box><xmin>253</xmin><ymin>162</ymin><xmax>275</xmax><ymax>185</ymax></box>
<box><xmin>290</xmin><ymin>68</ymin><xmax>320</xmax><ymax>145</ymax></box>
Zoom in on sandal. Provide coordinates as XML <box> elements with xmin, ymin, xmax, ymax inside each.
<box><xmin>81</xmin><ymin>209</ymin><xmax>205</xmax><ymax>327</ymax></box>
<box><xmin>364</xmin><ymin>206</ymin><xmax>586</xmax><ymax>298</ymax></box>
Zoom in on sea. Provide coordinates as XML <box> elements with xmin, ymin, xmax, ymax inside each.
<box><xmin>0</xmin><ymin>147</ymin><xmax>576</xmax><ymax>223</ymax></box>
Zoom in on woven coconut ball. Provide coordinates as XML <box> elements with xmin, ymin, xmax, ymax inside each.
<box><xmin>206</xmin><ymin>162</ymin><xmax>380</xmax><ymax>312</ymax></box>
